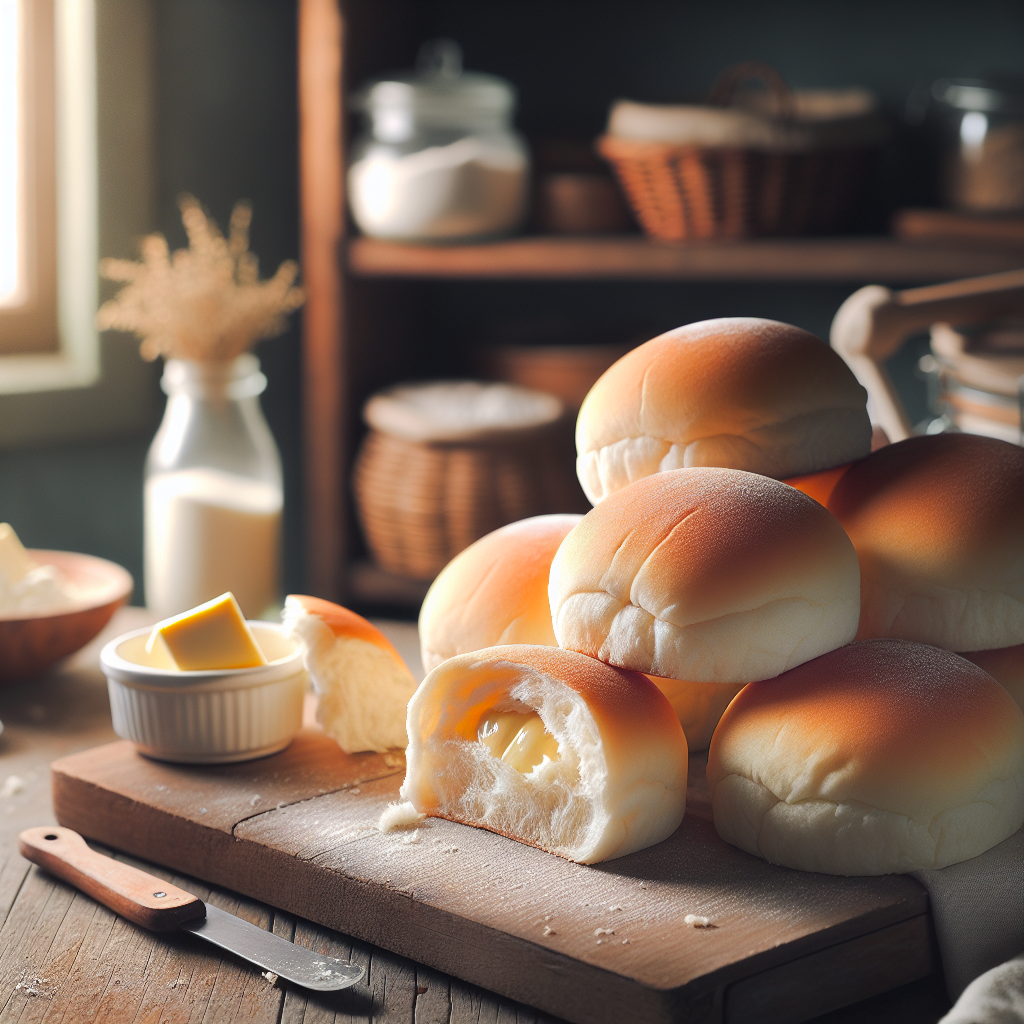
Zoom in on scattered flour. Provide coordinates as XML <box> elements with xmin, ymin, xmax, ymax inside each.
<box><xmin>378</xmin><ymin>801</ymin><xmax>425</xmax><ymax>832</ymax></box>
<box><xmin>1</xmin><ymin>775</ymin><xmax>25</xmax><ymax>797</ymax></box>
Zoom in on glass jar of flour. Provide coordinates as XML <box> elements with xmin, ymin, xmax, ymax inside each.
<box><xmin>144</xmin><ymin>356</ymin><xmax>282</xmax><ymax>618</ymax></box>
<box><xmin>348</xmin><ymin>39</ymin><xmax>529</xmax><ymax>241</ymax></box>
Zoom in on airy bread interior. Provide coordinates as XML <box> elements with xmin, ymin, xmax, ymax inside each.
<box><xmin>284</xmin><ymin>596</ymin><xmax>417</xmax><ymax>753</ymax></box>
<box><xmin>401</xmin><ymin>645</ymin><xmax>688</xmax><ymax>863</ymax></box>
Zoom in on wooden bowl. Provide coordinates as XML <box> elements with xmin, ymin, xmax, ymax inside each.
<box><xmin>0</xmin><ymin>551</ymin><xmax>134</xmax><ymax>682</ymax></box>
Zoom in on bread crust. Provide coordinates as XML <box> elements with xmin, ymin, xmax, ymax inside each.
<box><xmin>401</xmin><ymin>644</ymin><xmax>688</xmax><ymax>863</ymax></box>
<box><xmin>707</xmin><ymin>639</ymin><xmax>1024</xmax><ymax>874</ymax></box>
<box><xmin>963</xmin><ymin>644</ymin><xmax>1024</xmax><ymax>713</ymax></box>
<box><xmin>418</xmin><ymin>515</ymin><xmax>582</xmax><ymax>673</ymax></box>
<box><xmin>575</xmin><ymin>318</ymin><xmax>870</xmax><ymax>504</ymax></box>
<box><xmin>827</xmin><ymin>434</ymin><xmax>1024</xmax><ymax>651</ymax></box>
<box><xmin>549</xmin><ymin>468</ymin><xmax>860</xmax><ymax>682</ymax></box>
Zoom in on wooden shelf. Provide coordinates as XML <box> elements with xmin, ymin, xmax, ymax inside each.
<box><xmin>349</xmin><ymin>234</ymin><xmax>1024</xmax><ymax>284</ymax></box>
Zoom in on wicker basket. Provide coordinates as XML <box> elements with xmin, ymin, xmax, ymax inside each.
<box><xmin>598</xmin><ymin>62</ymin><xmax>880</xmax><ymax>241</ymax></box>
<box><xmin>353</xmin><ymin>383</ymin><xmax>587</xmax><ymax>581</ymax></box>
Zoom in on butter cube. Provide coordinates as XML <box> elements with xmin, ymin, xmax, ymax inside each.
<box><xmin>147</xmin><ymin>592</ymin><xmax>267</xmax><ymax>670</ymax></box>
<box><xmin>0</xmin><ymin>523</ymin><xmax>36</xmax><ymax>586</ymax></box>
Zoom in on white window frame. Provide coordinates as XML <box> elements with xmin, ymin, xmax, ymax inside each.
<box><xmin>0</xmin><ymin>0</ymin><xmax>161</xmax><ymax>447</ymax></box>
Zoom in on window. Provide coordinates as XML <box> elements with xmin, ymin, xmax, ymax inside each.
<box><xmin>0</xmin><ymin>0</ymin><xmax>59</xmax><ymax>356</ymax></box>
<box><xmin>0</xmin><ymin>0</ymin><xmax>161</xmax><ymax>446</ymax></box>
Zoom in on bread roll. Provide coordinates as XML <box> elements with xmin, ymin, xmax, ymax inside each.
<box><xmin>576</xmin><ymin>318</ymin><xmax>871</xmax><ymax>505</ymax></box>
<box><xmin>401</xmin><ymin>644</ymin><xmax>688</xmax><ymax>863</ymax></box>
<box><xmin>963</xmin><ymin>645</ymin><xmax>1024</xmax><ymax>713</ymax></box>
<box><xmin>649</xmin><ymin>678</ymin><xmax>746</xmax><ymax>752</ymax></box>
<box><xmin>283</xmin><ymin>595</ymin><xmax>417</xmax><ymax>752</ymax></box>
<box><xmin>827</xmin><ymin>434</ymin><xmax>1024</xmax><ymax>651</ymax></box>
<box><xmin>550</xmin><ymin>468</ymin><xmax>860</xmax><ymax>683</ymax></box>
<box><xmin>782</xmin><ymin>463</ymin><xmax>851</xmax><ymax>507</ymax></box>
<box><xmin>418</xmin><ymin>514</ymin><xmax>582</xmax><ymax>673</ymax></box>
<box><xmin>708</xmin><ymin>640</ymin><xmax>1024</xmax><ymax>874</ymax></box>
<box><xmin>419</xmin><ymin>513</ymin><xmax>739</xmax><ymax>750</ymax></box>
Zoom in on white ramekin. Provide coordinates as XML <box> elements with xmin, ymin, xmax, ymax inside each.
<box><xmin>100</xmin><ymin>621</ymin><xmax>307</xmax><ymax>763</ymax></box>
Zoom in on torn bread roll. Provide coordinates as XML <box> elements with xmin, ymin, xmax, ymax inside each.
<box><xmin>420</xmin><ymin>513</ymin><xmax>743</xmax><ymax>750</ymax></box>
<box><xmin>418</xmin><ymin>514</ymin><xmax>582</xmax><ymax>673</ymax></box>
<box><xmin>708</xmin><ymin>639</ymin><xmax>1024</xmax><ymax>875</ymax></box>
<box><xmin>963</xmin><ymin>644</ymin><xmax>1024</xmax><ymax>713</ymax></box>
<box><xmin>401</xmin><ymin>644</ymin><xmax>688</xmax><ymax>863</ymax></box>
<box><xmin>283</xmin><ymin>595</ymin><xmax>417</xmax><ymax>752</ymax></box>
<box><xmin>575</xmin><ymin>318</ymin><xmax>871</xmax><ymax>505</ymax></box>
<box><xmin>550</xmin><ymin>468</ymin><xmax>861</xmax><ymax>683</ymax></box>
<box><xmin>827</xmin><ymin>434</ymin><xmax>1024</xmax><ymax>651</ymax></box>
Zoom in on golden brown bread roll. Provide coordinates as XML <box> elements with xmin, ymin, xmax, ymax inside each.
<box><xmin>418</xmin><ymin>514</ymin><xmax>582</xmax><ymax>673</ymax></box>
<box><xmin>963</xmin><ymin>644</ymin><xmax>1024</xmax><ymax>713</ymax></box>
<box><xmin>549</xmin><ymin>468</ymin><xmax>861</xmax><ymax>683</ymax></box>
<box><xmin>418</xmin><ymin>513</ymin><xmax>734</xmax><ymax>750</ymax></box>
<box><xmin>827</xmin><ymin>434</ymin><xmax>1024</xmax><ymax>651</ymax></box>
<box><xmin>708</xmin><ymin>639</ymin><xmax>1024</xmax><ymax>875</ymax></box>
<box><xmin>575</xmin><ymin>318</ymin><xmax>871</xmax><ymax>505</ymax></box>
<box><xmin>648</xmin><ymin>677</ymin><xmax>746</xmax><ymax>752</ymax></box>
<box><xmin>401</xmin><ymin>644</ymin><xmax>688</xmax><ymax>863</ymax></box>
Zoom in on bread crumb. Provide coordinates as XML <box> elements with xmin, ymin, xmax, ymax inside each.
<box><xmin>596</xmin><ymin>939</ymin><xmax>604</xmax><ymax>945</ymax></box>
<box><xmin>1</xmin><ymin>776</ymin><xmax>25</xmax><ymax>797</ymax></box>
<box><xmin>383</xmin><ymin>752</ymin><xmax>405</xmax><ymax>768</ymax></box>
<box><xmin>378</xmin><ymin>801</ymin><xmax>424</xmax><ymax>832</ymax></box>
<box><xmin>543</xmin><ymin>926</ymin><xmax>556</xmax><ymax>936</ymax></box>
<box><xmin>594</xmin><ymin>927</ymin><xmax>614</xmax><ymax>936</ymax></box>
<box><xmin>261</xmin><ymin>971</ymin><xmax>279</xmax><ymax>985</ymax></box>
<box><xmin>621</xmin><ymin>939</ymin><xmax>630</xmax><ymax>945</ymax></box>
<box><xmin>684</xmin><ymin>914</ymin><xmax>711</xmax><ymax>928</ymax></box>
<box><xmin>249</xmin><ymin>795</ymin><xmax>260</xmax><ymax>807</ymax></box>
<box><xmin>543</xmin><ymin>915</ymin><xmax>553</xmax><ymax>922</ymax></box>
<box><xmin>401</xmin><ymin>829</ymin><xmax>421</xmax><ymax>845</ymax></box>
<box><xmin>350</xmin><ymin>787</ymin><xmax>361</xmax><ymax>795</ymax></box>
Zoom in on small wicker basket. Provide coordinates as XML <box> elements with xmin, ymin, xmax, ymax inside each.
<box><xmin>353</xmin><ymin>382</ymin><xmax>586</xmax><ymax>581</ymax></box>
<box><xmin>598</xmin><ymin>62</ymin><xmax>883</xmax><ymax>241</ymax></box>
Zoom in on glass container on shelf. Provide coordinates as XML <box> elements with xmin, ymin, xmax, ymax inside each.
<box><xmin>930</xmin><ymin>78</ymin><xmax>1024</xmax><ymax>213</ymax></box>
<box><xmin>144</xmin><ymin>355</ymin><xmax>283</xmax><ymax>619</ymax></box>
<box><xmin>348</xmin><ymin>39</ymin><xmax>529</xmax><ymax>242</ymax></box>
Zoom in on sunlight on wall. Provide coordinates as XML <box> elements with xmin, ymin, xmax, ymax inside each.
<box><xmin>0</xmin><ymin>0</ymin><xmax>19</xmax><ymax>307</ymax></box>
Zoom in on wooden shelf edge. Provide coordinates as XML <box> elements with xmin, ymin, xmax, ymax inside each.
<box><xmin>349</xmin><ymin>235</ymin><xmax>1024</xmax><ymax>284</ymax></box>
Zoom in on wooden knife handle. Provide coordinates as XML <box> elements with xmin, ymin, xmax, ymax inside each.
<box><xmin>19</xmin><ymin>826</ymin><xmax>205</xmax><ymax>932</ymax></box>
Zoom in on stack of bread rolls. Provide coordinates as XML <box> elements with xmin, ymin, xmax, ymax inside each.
<box><xmin>308</xmin><ymin>318</ymin><xmax>1024</xmax><ymax>871</ymax></box>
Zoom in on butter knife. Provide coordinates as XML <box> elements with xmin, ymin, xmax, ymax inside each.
<box><xmin>19</xmin><ymin>826</ymin><xmax>364</xmax><ymax>991</ymax></box>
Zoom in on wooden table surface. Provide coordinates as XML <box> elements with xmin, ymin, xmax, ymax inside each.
<box><xmin>0</xmin><ymin>608</ymin><xmax>951</xmax><ymax>1023</ymax></box>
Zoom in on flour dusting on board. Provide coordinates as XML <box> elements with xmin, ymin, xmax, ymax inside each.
<box><xmin>378</xmin><ymin>801</ymin><xmax>424</xmax><ymax>832</ymax></box>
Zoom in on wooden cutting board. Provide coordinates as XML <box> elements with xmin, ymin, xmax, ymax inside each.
<box><xmin>51</xmin><ymin>732</ymin><xmax>934</xmax><ymax>1024</ymax></box>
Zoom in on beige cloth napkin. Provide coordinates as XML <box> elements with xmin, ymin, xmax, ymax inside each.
<box><xmin>911</xmin><ymin>827</ymin><xmax>1024</xmax><ymax>1014</ymax></box>
<box><xmin>940</xmin><ymin>955</ymin><xmax>1024</xmax><ymax>1024</ymax></box>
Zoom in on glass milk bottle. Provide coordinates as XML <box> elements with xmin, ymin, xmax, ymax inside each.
<box><xmin>144</xmin><ymin>355</ymin><xmax>282</xmax><ymax>618</ymax></box>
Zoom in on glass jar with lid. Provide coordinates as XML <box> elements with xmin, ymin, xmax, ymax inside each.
<box><xmin>930</xmin><ymin>78</ymin><xmax>1024</xmax><ymax>213</ymax></box>
<box><xmin>348</xmin><ymin>39</ymin><xmax>529</xmax><ymax>241</ymax></box>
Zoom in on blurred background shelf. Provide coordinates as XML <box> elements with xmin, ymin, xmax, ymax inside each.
<box><xmin>349</xmin><ymin>235</ymin><xmax>1024</xmax><ymax>283</ymax></box>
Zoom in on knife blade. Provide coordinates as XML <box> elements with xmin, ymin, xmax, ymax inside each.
<box><xmin>18</xmin><ymin>826</ymin><xmax>364</xmax><ymax>992</ymax></box>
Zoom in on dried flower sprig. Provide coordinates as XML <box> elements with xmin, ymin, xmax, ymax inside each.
<box><xmin>96</xmin><ymin>195</ymin><xmax>305</xmax><ymax>362</ymax></box>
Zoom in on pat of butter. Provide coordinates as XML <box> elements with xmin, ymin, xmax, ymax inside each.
<box><xmin>0</xmin><ymin>523</ymin><xmax>36</xmax><ymax>586</ymax></box>
<box><xmin>147</xmin><ymin>592</ymin><xmax>267</xmax><ymax>670</ymax></box>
